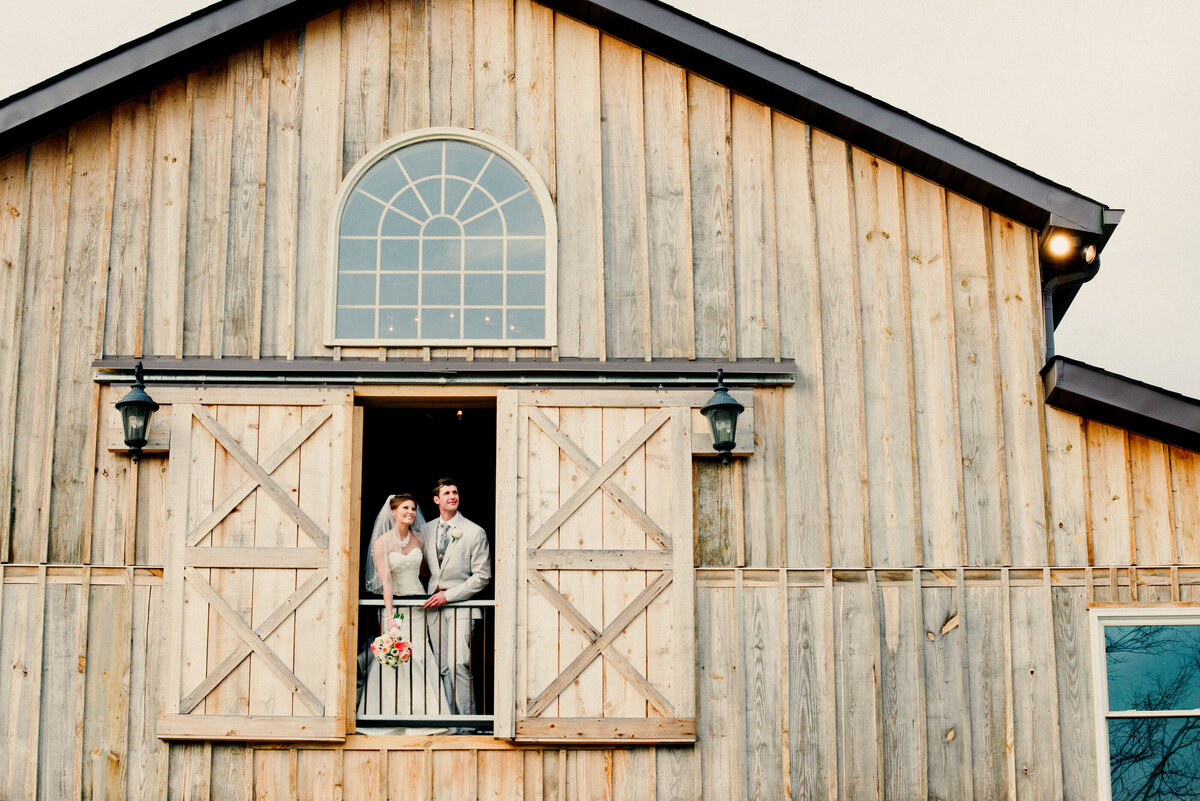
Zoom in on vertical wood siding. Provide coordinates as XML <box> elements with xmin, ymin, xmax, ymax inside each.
<box><xmin>0</xmin><ymin>0</ymin><xmax>1194</xmax><ymax>798</ymax></box>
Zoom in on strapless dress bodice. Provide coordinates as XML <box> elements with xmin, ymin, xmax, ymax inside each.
<box><xmin>387</xmin><ymin>548</ymin><xmax>426</xmax><ymax>596</ymax></box>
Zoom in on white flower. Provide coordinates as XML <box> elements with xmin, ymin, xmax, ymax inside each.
<box><xmin>450</xmin><ymin>526</ymin><xmax>462</xmax><ymax>541</ymax></box>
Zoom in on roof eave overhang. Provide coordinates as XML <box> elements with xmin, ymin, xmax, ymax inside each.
<box><xmin>1042</xmin><ymin>356</ymin><xmax>1200</xmax><ymax>453</ymax></box>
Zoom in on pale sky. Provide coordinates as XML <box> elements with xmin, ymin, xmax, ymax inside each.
<box><xmin>2</xmin><ymin>0</ymin><xmax>1197</xmax><ymax>396</ymax></box>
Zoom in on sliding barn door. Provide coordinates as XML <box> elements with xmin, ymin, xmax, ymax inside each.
<box><xmin>158</xmin><ymin>389</ymin><xmax>352</xmax><ymax>741</ymax></box>
<box><xmin>495</xmin><ymin>390</ymin><xmax>696</xmax><ymax>743</ymax></box>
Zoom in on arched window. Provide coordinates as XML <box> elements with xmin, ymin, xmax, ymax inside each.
<box><xmin>328</xmin><ymin>129</ymin><xmax>556</xmax><ymax>346</ymax></box>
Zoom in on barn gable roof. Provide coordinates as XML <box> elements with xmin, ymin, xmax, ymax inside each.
<box><xmin>0</xmin><ymin>0</ymin><xmax>1121</xmax><ymax>313</ymax></box>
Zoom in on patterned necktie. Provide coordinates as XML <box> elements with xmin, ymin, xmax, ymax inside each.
<box><xmin>437</xmin><ymin>521</ymin><xmax>449</xmax><ymax>560</ymax></box>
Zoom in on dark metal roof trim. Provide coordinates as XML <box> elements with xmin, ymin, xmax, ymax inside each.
<box><xmin>2</xmin><ymin>0</ymin><xmax>1115</xmax><ymax>244</ymax></box>
<box><xmin>92</xmin><ymin>356</ymin><xmax>797</xmax><ymax>386</ymax></box>
<box><xmin>1042</xmin><ymin>356</ymin><xmax>1200</xmax><ymax>453</ymax></box>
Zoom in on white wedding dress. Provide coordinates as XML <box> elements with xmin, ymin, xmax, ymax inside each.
<box><xmin>357</xmin><ymin>548</ymin><xmax>448</xmax><ymax>734</ymax></box>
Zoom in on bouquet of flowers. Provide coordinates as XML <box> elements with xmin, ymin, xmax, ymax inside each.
<box><xmin>370</xmin><ymin>630</ymin><xmax>412</xmax><ymax>668</ymax></box>
<box><xmin>371</xmin><ymin>612</ymin><xmax>412</xmax><ymax>667</ymax></box>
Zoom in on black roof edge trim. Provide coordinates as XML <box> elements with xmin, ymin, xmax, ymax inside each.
<box><xmin>1042</xmin><ymin>356</ymin><xmax>1200</xmax><ymax>453</ymax></box>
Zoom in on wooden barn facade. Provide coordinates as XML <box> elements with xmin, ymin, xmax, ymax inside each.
<box><xmin>1</xmin><ymin>0</ymin><xmax>1198</xmax><ymax>798</ymax></box>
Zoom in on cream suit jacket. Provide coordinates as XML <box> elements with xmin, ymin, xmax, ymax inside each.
<box><xmin>422</xmin><ymin>513</ymin><xmax>491</xmax><ymax>603</ymax></box>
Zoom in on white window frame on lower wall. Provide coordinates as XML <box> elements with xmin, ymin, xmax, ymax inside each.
<box><xmin>1090</xmin><ymin>606</ymin><xmax>1200</xmax><ymax>801</ymax></box>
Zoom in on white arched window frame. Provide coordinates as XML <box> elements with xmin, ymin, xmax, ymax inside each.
<box><xmin>326</xmin><ymin>128</ymin><xmax>557</xmax><ymax>347</ymax></box>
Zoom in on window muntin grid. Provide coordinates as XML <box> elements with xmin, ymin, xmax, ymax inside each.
<box><xmin>331</xmin><ymin>134</ymin><xmax>553</xmax><ymax>345</ymax></box>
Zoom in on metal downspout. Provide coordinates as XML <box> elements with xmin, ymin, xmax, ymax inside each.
<box><xmin>1042</xmin><ymin>260</ymin><xmax>1100</xmax><ymax>361</ymax></box>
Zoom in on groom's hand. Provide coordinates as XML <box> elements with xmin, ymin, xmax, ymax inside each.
<box><xmin>424</xmin><ymin>589</ymin><xmax>448</xmax><ymax>609</ymax></box>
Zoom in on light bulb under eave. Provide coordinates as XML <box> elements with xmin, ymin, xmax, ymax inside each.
<box><xmin>1083</xmin><ymin>244</ymin><xmax>1097</xmax><ymax>264</ymax></box>
<box><xmin>1046</xmin><ymin>233</ymin><xmax>1073</xmax><ymax>258</ymax></box>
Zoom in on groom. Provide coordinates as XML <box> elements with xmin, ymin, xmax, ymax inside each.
<box><xmin>422</xmin><ymin>478</ymin><xmax>491</xmax><ymax>720</ymax></box>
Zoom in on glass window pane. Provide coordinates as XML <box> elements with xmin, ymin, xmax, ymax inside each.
<box><xmin>421</xmin><ymin>308</ymin><xmax>460</xmax><ymax>339</ymax></box>
<box><xmin>479</xmin><ymin>158</ymin><xmax>528</xmax><ymax>203</ymax></box>
<box><xmin>464</xmin><ymin>239</ymin><xmax>503</xmax><ymax>271</ymax></box>
<box><xmin>380</xmin><ymin>209</ymin><xmax>420</xmax><ymax>237</ymax></box>
<box><xmin>389</xmin><ymin>186</ymin><xmax>429</xmax><ymax>223</ymax></box>
<box><xmin>337</xmin><ymin>274</ymin><xmax>377</xmax><ymax>306</ymax></box>
<box><xmin>443</xmin><ymin>141</ymin><xmax>491</xmax><ymax>181</ymax></box>
<box><xmin>507</xmin><ymin>239</ymin><xmax>544</xmax><ymax>271</ymax></box>
<box><xmin>415</xmin><ymin>176</ymin><xmax>443</xmax><ymax>216</ymax></box>
<box><xmin>464</xmin><ymin>308</ymin><xmax>502</xmax><ymax>339</ymax></box>
<box><xmin>1108</xmin><ymin>717</ymin><xmax>1200</xmax><ymax>801</ymax></box>
<box><xmin>380</xmin><ymin>239</ymin><xmax>419</xmax><ymax>272</ymax></box>
<box><xmin>443</xmin><ymin>177</ymin><xmax>472</xmax><ymax>217</ymax></box>
<box><xmin>501</xmin><ymin>191</ymin><xmax>545</xmax><ymax>236</ymax></box>
<box><xmin>338</xmin><ymin>239</ymin><xmax>376</xmax><ymax>271</ymax></box>
<box><xmin>397</xmin><ymin>141</ymin><xmax>443</xmax><ymax>182</ymax></box>
<box><xmin>422</xmin><ymin>274</ymin><xmax>461</xmax><ymax>306</ymax></box>
<box><xmin>464</xmin><ymin>274</ymin><xmax>502</xmax><ymax>305</ymax></box>
<box><xmin>337</xmin><ymin>307</ymin><xmax>375</xmax><ymax>339</ymax></box>
<box><xmin>456</xmin><ymin>186</ymin><xmax>494</xmax><ymax>222</ymax></box>
<box><xmin>424</xmin><ymin>216</ymin><xmax>461</xmax><ymax>237</ymax></box>
<box><xmin>379</xmin><ymin>274</ymin><xmax>418</xmax><ymax>306</ymax></box>
<box><xmin>507</xmin><ymin>274</ymin><xmax>544</xmax><ymax>305</ymax></box>
<box><xmin>1106</xmin><ymin>625</ymin><xmax>1200</xmax><ymax>711</ymax></box>
<box><xmin>378</xmin><ymin>308</ymin><xmax>418</xmax><ymax>339</ymax></box>
<box><xmin>506</xmin><ymin>308</ymin><xmax>544</xmax><ymax>339</ymax></box>
<box><xmin>421</xmin><ymin>238</ymin><xmax>461</xmax><ymax>272</ymax></box>
<box><xmin>341</xmin><ymin>192</ymin><xmax>386</xmax><ymax>236</ymax></box>
<box><xmin>358</xmin><ymin>157</ymin><xmax>405</xmax><ymax>201</ymax></box>
<box><xmin>463</xmin><ymin>207</ymin><xmax>503</xmax><ymax>236</ymax></box>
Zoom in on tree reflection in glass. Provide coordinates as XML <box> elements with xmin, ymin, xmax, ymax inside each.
<box><xmin>1105</xmin><ymin>625</ymin><xmax>1200</xmax><ymax>800</ymax></box>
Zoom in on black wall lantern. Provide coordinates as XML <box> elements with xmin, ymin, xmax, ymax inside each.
<box><xmin>115</xmin><ymin>361</ymin><xmax>159</xmax><ymax>462</ymax></box>
<box><xmin>701</xmin><ymin>369</ymin><xmax>744</xmax><ymax>465</ymax></box>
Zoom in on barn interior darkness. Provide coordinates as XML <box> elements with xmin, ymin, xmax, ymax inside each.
<box><xmin>356</xmin><ymin>404</ymin><xmax>497</xmax><ymax>721</ymax></box>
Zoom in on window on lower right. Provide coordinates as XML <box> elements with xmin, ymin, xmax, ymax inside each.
<box><xmin>1093</xmin><ymin>609</ymin><xmax>1200</xmax><ymax>801</ymax></box>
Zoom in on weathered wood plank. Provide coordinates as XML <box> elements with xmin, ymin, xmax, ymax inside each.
<box><xmin>295</xmin><ymin>11</ymin><xmax>343</xmax><ymax>357</ymax></box>
<box><xmin>1009</xmin><ymin>581</ymin><xmax>1061</xmax><ymax>799</ymax></box>
<box><xmin>183</xmin><ymin>64</ymin><xmax>233</xmax><ymax>357</ymax></box>
<box><xmin>12</xmin><ymin>135</ymin><xmax>70</xmax><ymax>563</ymax></box>
<box><xmin>223</xmin><ymin>46</ymin><xmax>269</xmax><ymax>359</ymax></box>
<box><xmin>210</xmin><ymin>745</ymin><xmax>253</xmax><ymax>801</ymax></box>
<box><xmin>1044</xmin><ymin>407</ymin><xmax>1089</xmax><ymax>566</ymax></box>
<box><xmin>166</xmin><ymin>741</ymin><xmax>212</xmax><ymax>801</ymax></box>
<box><xmin>991</xmin><ymin>218</ymin><xmax>1048</xmax><ymax>566</ymax></box>
<box><xmin>145</xmin><ymin>78</ymin><xmax>192</xmax><ymax>357</ymax></box>
<box><xmin>741</xmin><ymin>388</ymin><xmax>782</xmax><ymax>567</ymax></box>
<box><xmin>730</xmin><ymin>94</ymin><xmax>778</xmax><ymax>361</ymax></box>
<box><xmin>1085</xmin><ymin>420</ymin><xmax>1132</xmax><ymax>566</ymax></box>
<box><xmin>345</xmin><ymin>748</ymin><xmax>386</xmax><ymax>801</ymax></box>
<box><xmin>256</xmin><ymin>748</ymin><xmax>295</xmax><ymax>801</ymax></box>
<box><xmin>946</xmin><ymin>192</ymin><xmax>1008</xmax><ymax>566</ymax></box>
<box><xmin>430</xmin><ymin>0</ymin><xmax>473</xmax><ymax>128</ymax></box>
<box><xmin>773</xmin><ymin>115</ymin><xmax>829</xmax><ymax>569</ymax></box>
<box><xmin>904</xmin><ymin>173</ymin><xmax>964</xmax><ymax>566</ymax></box>
<box><xmin>553</xmin><ymin>14</ymin><xmax>603</xmax><ymax>359</ymax></box>
<box><xmin>514</xmin><ymin>0</ymin><xmax>554</xmax><ymax>190</ymax></box>
<box><xmin>693</xmin><ymin>460</ymin><xmax>741</xmax><ymax>568</ymax></box>
<box><xmin>642</xmin><ymin>55</ymin><xmax>694</xmax><ymax>360</ymax></box>
<box><xmin>127</xmin><ymin>584</ymin><xmax>169</xmax><ymax>800</ymax></box>
<box><xmin>82</xmin><ymin>581</ymin><xmax>132</xmax><ymax>800</ymax></box>
<box><xmin>787</xmin><ymin>584</ymin><xmax>832</xmax><ymax>799</ymax></box>
<box><xmin>0</xmin><ymin>151</ymin><xmax>30</xmax><ymax>562</ymax></box>
<box><xmin>964</xmin><ymin>583</ymin><xmax>1011</xmax><ymax>800</ymax></box>
<box><xmin>878</xmin><ymin>581</ymin><xmax>922</xmax><ymax>799</ymax></box>
<box><xmin>90</xmin><ymin>384</ymin><xmax>132</xmax><ymax>565</ymax></box>
<box><xmin>1128</xmin><ymin>434</ymin><xmax>1175</xmax><ymax>565</ymax></box>
<box><xmin>473</xmin><ymin>0</ymin><xmax>516</xmax><ymax>144</ymax></box>
<box><xmin>387</xmin><ymin>0</ymin><xmax>430</xmax><ymax>136</ymax></box>
<box><xmin>37</xmin><ymin>582</ymin><xmax>84</xmax><ymax>799</ymax></box>
<box><xmin>600</xmin><ymin>35</ymin><xmax>651</xmax><ymax>360</ymax></box>
<box><xmin>834</xmin><ymin>581</ymin><xmax>880</xmax><ymax>800</ymax></box>
<box><xmin>922</xmin><ymin>584</ymin><xmax>970</xmax><ymax>801</ymax></box>
<box><xmin>698</xmin><ymin>586</ymin><xmax>740</xmax><ymax>801</ymax></box>
<box><xmin>104</xmin><ymin>98</ymin><xmax>154</xmax><ymax>357</ymax></box>
<box><xmin>0</xmin><ymin>582</ymin><xmax>36</xmax><ymax>798</ymax></box>
<box><xmin>852</xmin><ymin>149</ymin><xmax>918</xmax><ymax>568</ymax></box>
<box><xmin>343</xmin><ymin>0</ymin><xmax>390</xmax><ymax>172</ymax></box>
<box><xmin>50</xmin><ymin>115</ymin><xmax>114</xmax><ymax>563</ymax></box>
<box><xmin>742</xmin><ymin>584</ymin><xmax>783</xmax><ymax>801</ymax></box>
<box><xmin>811</xmin><ymin>130</ymin><xmax>869</xmax><ymax>567</ymax></box>
<box><xmin>686</xmin><ymin>74</ymin><xmax>735</xmax><ymax>360</ymax></box>
<box><xmin>1170</xmin><ymin>446</ymin><xmax>1200</xmax><ymax>564</ymax></box>
<box><xmin>261</xmin><ymin>31</ymin><xmax>301</xmax><ymax>359</ymax></box>
<box><xmin>1052</xmin><ymin>584</ymin><xmax>1097</xmax><ymax>800</ymax></box>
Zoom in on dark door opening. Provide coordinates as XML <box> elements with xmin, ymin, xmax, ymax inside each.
<box><xmin>356</xmin><ymin>404</ymin><xmax>497</xmax><ymax>728</ymax></box>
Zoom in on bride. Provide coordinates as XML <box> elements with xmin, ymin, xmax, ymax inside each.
<box><xmin>357</xmin><ymin>493</ymin><xmax>448</xmax><ymax>733</ymax></box>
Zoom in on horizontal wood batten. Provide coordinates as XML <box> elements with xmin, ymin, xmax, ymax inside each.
<box><xmin>157</xmin><ymin>715</ymin><xmax>343</xmax><ymax>742</ymax></box>
<box><xmin>528</xmin><ymin>549</ymin><xmax>671</xmax><ymax>570</ymax></box>
<box><xmin>514</xmin><ymin>717</ymin><xmax>695</xmax><ymax>743</ymax></box>
<box><xmin>183</xmin><ymin>547</ymin><xmax>327</xmax><ymax>569</ymax></box>
<box><xmin>92</xmin><ymin>357</ymin><xmax>796</xmax><ymax>385</ymax></box>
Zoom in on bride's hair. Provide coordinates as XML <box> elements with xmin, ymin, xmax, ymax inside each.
<box><xmin>389</xmin><ymin>492</ymin><xmax>416</xmax><ymax>510</ymax></box>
